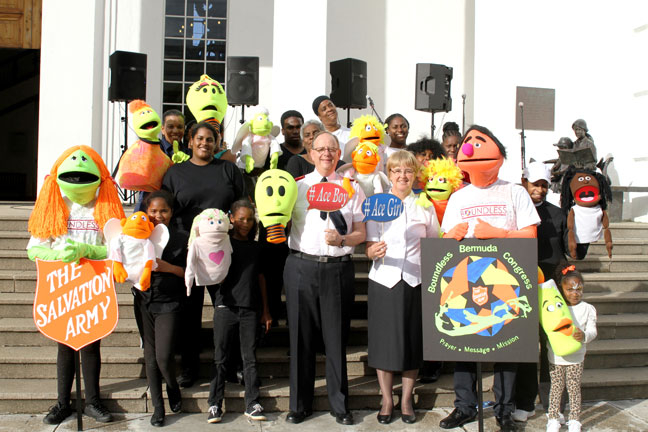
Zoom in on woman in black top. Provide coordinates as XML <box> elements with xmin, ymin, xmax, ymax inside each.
<box><xmin>162</xmin><ymin>121</ymin><xmax>245</xmax><ymax>387</ymax></box>
<box><xmin>135</xmin><ymin>190</ymin><xmax>186</xmax><ymax>427</ymax></box>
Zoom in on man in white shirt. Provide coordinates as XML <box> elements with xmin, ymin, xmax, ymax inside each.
<box><xmin>284</xmin><ymin>131</ymin><xmax>366</xmax><ymax>426</ymax></box>
<box><xmin>312</xmin><ymin>95</ymin><xmax>351</xmax><ymax>154</ymax></box>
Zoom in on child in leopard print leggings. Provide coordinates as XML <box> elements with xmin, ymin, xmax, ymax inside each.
<box><xmin>546</xmin><ymin>265</ymin><xmax>597</xmax><ymax>432</ymax></box>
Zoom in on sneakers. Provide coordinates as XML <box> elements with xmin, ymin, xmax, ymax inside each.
<box><xmin>567</xmin><ymin>420</ymin><xmax>582</xmax><ymax>432</ymax></box>
<box><xmin>43</xmin><ymin>402</ymin><xmax>72</xmax><ymax>424</ymax></box>
<box><xmin>547</xmin><ymin>412</ymin><xmax>566</xmax><ymax>425</ymax></box>
<box><xmin>84</xmin><ymin>402</ymin><xmax>113</xmax><ymax>423</ymax></box>
<box><xmin>207</xmin><ymin>405</ymin><xmax>224</xmax><ymax>423</ymax></box>
<box><xmin>512</xmin><ymin>408</ymin><xmax>536</xmax><ymax>422</ymax></box>
<box><xmin>245</xmin><ymin>403</ymin><xmax>267</xmax><ymax>421</ymax></box>
<box><xmin>546</xmin><ymin>418</ymin><xmax>561</xmax><ymax>432</ymax></box>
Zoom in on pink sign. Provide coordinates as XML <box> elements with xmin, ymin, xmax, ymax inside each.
<box><xmin>306</xmin><ymin>182</ymin><xmax>349</xmax><ymax>212</ymax></box>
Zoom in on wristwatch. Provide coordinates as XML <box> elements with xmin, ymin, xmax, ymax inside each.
<box><xmin>339</xmin><ymin>236</ymin><xmax>346</xmax><ymax>248</ymax></box>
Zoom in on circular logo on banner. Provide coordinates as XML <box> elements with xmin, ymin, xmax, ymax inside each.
<box><xmin>436</xmin><ymin>256</ymin><xmax>532</xmax><ymax>337</ymax></box>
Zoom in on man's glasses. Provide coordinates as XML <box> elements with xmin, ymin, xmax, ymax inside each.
<box><xmin>312</xmin><ymin>147</ymin><xmax>338</xmax><ymax>154</ymax></box>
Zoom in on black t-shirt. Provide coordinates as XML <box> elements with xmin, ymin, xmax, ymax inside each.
<box><xmin>133</xmin><ymin>228</ymin><xmax>188</xmax><ymax>313</ymax></box>
<box><xmin>536</xmin><ymin>201</ymin><xmax>568</xmax><ymax>279</ymax></box>
<box><xmin>263</xmin><ymin>143</ymin><xmax>305</xmax><ymax>171</ymax></box>
<box><xmin>162</xmin><ymin>159</ymin><xmax>245</xmax><ymax>234</ymax></box>
<box><xmin>213</xmin><ymin>238</ymin><xmax>262</xmax><ymax>309</ymax></box>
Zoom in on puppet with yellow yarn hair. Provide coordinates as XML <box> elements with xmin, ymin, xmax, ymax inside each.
<box><xmin>416</xmin><ymin>157</ymin><xmax>463</xmax><ymax>224</ymax></box>
<box><xmin>338</xmin><ymin>115</ymin><xmax>390</xmax><ymax>198</ymax></box>
<box><xmin>26</xmin><ymin>145</ymin><xmax>123</xmax><ymax>424</ymax></box>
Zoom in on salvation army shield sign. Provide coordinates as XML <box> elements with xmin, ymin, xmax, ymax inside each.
<box><xmin>33</xmin><ymin>259</ymin><xmax>119</xmax><ymax>351</ymax></box>
<box><xmin>421</xmin><ymin>238</ymin><xmax>538</xmax><ymax>363</ymax></box>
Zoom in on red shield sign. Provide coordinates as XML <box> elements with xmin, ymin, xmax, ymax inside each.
<box><xmin>33</xmin><ymin>259</ymin><xmax>119</xmax><ymax>351</ymax></box>
<box><xmin>306</xmin><ymin>182</ymin><xmax>349</xmax><ymax>212</ymax></box>
<box><xmin>472</xmin><ymin>286</ymin><xmax>489</xmax><ymax>307</ymax></box>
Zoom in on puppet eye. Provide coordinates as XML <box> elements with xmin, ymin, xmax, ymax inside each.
<box><xmin>365</xmin><ymin>150</ymin><xmax>372</xmax><ymax>156</ymax></box>
<box><xmin>202</xmin><ymin>88</ymin><xmax>208</xmax><ymax>93</ymax></box>
<box><xmin>257</xmin><ymin>115</ymin><xmax>264</xmax><ymax>121</ymax></box>
<box><xmin>585</xmin><ymin>176</ymin><xmax>591</xmax><ymax>181</ymax></box>
<box><xmin>279</xmin><ymin>186</ymin><xmax>286</xmax><ymax>196</ymax></box>
<box><xmin>266</xmin><ymin>186</ymin><xmax>273</xmax><ymax>196</ymax></box>
<box><xmin>365</xmin><ymin>125</ymin><xmax>372</xmax><ymax>132</ymax></box>
<box><xmin>218</xmin><ymin>220</ymin><xmax>221</xmax><ymax>224</ymax></box>
<box><xmin>546</xmin><ymin>304</ymin><xmax>555</xmax><ymax>312</ymax></box>
<box><xmin>578</xmin><ymin>176</ymin><xmax>584</xmax><ymax>181</ymax></box>
<box><xmin>71</xmin><ymin>156</ymin><xmax>77</xmax><ymax>160</ymax></box>
<box><xmin>131</xmin><ymin>215</ymin><xmax>137</xmax><ymax>220</ymax></box>
<box><xmin>556</xmin><ymin>301</ymin><xmax>563</xmax><ymax>308</ymax></box>
<box><xmin>210</xmin><ymin>220</ymin><xmax>214</xmax><ymax>224</ymax></box>
<box><xmin>141</xmin><ymin>215</ymin><xmax>147</xmax><ymax>221</ymax></box>
<box><xmin>211</xmin><ymin>88</ymin><xmax>216</xmax><ymax>94</ymax></box>
<box><xmin>81</xmin><ymin>156</ymin><xmax>87</xmax><ymax>162</ymax></box>
<box><xmin>474</xmin><ymin>142</ymin><xmax>481</xmax><ymax>148</ymax></box>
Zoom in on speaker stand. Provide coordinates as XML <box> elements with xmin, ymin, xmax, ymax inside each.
<box><xmin>430</xmin><ymin>111</ymin><xmax>437</xmax><ymax>139</ymax></box>
<box><xmin>345</xmin><ymin>108</ymin><xmax>352</xmax><ymax>128</ymax></box>
<box><xmin>110</xmin><ymin>100</ymin><xmax>135</xmax><ymax>203</ymax></box>
<box><xmin>519</xmin><ymin>103</ymin><xmax>526</xmax><ymax>171</ymax></box>
<box><xmin>239</xmin><ymin>105</ymin><xmax>246</xmax><ymax>125</ymax></box>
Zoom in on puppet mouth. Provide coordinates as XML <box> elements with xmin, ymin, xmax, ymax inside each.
<box><xmin>202</xmin><ymin>105</ymin><xmax>218</xmax><ymax>111</ymax></box>
<box><xmin>575</xmin><ymin>186</ymin><xmax>599</xmax><ymax>203</ymax></box>
<box><xmin>459</xmin><ymin>158</ymin><xmax>498</xmax><ymax>163</ymax></box>
<box><xmin>141</xmin><ymin>121</ymin><xmax>158</xmax><ymax>130</ymax></box>
<box><xmin>265</xmin><ymin>212</ymin><xmax>285</xmax><ymax>217</ymax></box>
<box><xmin>553</xmin><ymin>318</ymin><xmax>574</xmax><ymax>336</ymax></box>
<box><xmin>58</xmin><ymin>171</ymin><xmax>100</xmax><ymax>184</ymax></box>
<box><xmin>427</xmin><ymin>188</ymin><xmax>446</xmax><ymax>193</ymax></box>
<box><xmin>364</xmin><ymin>136</ymin><xmax>380</xmax><ymax>142</ymax></box>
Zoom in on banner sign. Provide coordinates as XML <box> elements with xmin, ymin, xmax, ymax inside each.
<box><xmin>34</xmin><ymin>259</ymin><xmax>119</xmax><ymax>351</ymax></box>
<box><xmin>421</xmin><ymin>238</ymin><xmax>538</xmax><ymax>363</ymax></box>
<box><xmin>306</xmin><ymin>182</ymin><xmax>349</xmax><ymax>212</ymax></box>
<box><xmin>362</xmin><ymin>193</ymin><xmax>403</xmax><ymax>222</ymax></box>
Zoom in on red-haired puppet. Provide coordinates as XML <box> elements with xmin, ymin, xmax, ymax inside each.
<box><xmin>27</xmin><ymin>145</ymin><xmax>123</xmax><ymax>424</ymax></box>
<box><xmin>560</xmin><ymin>166</ymin><xmax>612</xmax><ymax>259</ymax></box>
<box><xmin>438</xmin><ymin>125</ymin><xmax>539</xmax><ymax>431</ymax></box>
<box><xmin>416</xmin><ymin>157</ymin><xmax>463</xmax><ymax>224</ymax></box>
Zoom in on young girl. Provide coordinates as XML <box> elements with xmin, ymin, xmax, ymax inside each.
<box><xmin>135</xmin><ymin>190</ymin><xmax>185</xmax><ymax>427</ymax></box>
<box><xmin>546</xmin><ymin>264</ymin><xmax>597</xmax><ymax>432</ymax></box>
<box><xmin>206</xmin><ymin>200</ymin><xmax>272</xmax><ymax>423</ymax></box>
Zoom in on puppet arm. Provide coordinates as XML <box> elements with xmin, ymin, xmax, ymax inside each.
<box><xmin>28</xmin><ymin>246</ymin><xmax>66</xmax><ymax>261</ymax></box>
<box><xmin>269</xmin><ymin>152</ymin><xmax>279</xmax><ymax>170</ymax></box>
<box><xmin>342</xmin><ymin>177</ymin><xmax>355</xmax><ymax>198</ymax></box>
<box><xmin>602</xmin><ymin>210</ymin><xmax>613</xmax><ymax>258</ymax></box>
<box><xmin>59</xmin><ymin>239</ymin><xmax>107</xmax><ymax>262</ymax></box>
<box><xmin>138</xmin><ymin>260</ymin><xmax>154</xmax><ymax>291</ymax></box>
<box><xmin>184</xmin><ymin>244</ymin><xmax>196</xmax><ymax>296</ymax></box>
<box><xmin>443</xmin><ymin>222</ymin><xmax>469</xmax><ymax>241</ymax></box>
<box><xmin>245</xmin><ymin>155</ymin><xmax>255</xmax><ymax>173</ymax></box>
<box><xmin>473</xmin><ymin>218</ymin><xmax>537</xmax><ymax>239</ymax></box>
<box><xmin>415</xmin><ymin>192</ymin><xmax>433</xmax><ymax>208</ymax></box>
<box><xmin>269</xmin><ymin>139</ymin><xmax>281</xmax><ymax>170</ymax></box>
<box><xmin>171</xmin><ymin>140</ymin><xmax>190</xmax><ymax>164</ymax></box>
<box><xmin>567</xmin><ymin>209</ymin><xmax>578</xmax><ymax>259</ymax></box>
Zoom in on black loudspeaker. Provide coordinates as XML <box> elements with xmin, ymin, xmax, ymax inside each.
<box><xmin>330</xmin><ymin>58</ymin><xmax>367</xmax><ymax>109</ymax></box>
<box><xmin>108</xmin><ymin>51</ymin><xmax>147</xmax><ymax>102</ymax></box>
<box><xmin>415</xmin><ymin>63</ymin><xmax>453</xmax><ymax>113</ymax></box>
<box><xmin>226</xmin><ymin>56</ymin><xmax>259</xmax><ymax>106</ymax></box>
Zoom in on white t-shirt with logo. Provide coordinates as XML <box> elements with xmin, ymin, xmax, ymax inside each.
<box><xmin>441</xmin><ymin>179</ymin><xmax>540</xmax><ymax>237</ymax></box>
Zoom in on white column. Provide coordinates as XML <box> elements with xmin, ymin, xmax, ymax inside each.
<box><xmin>37</xmin><ymin>0</ymin><xmax>106</xmax><ymax>189</ymax></box>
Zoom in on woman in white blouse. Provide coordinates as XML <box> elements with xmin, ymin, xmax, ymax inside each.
<box><xmin>365</xmin><ymin>150</ymin><xmax>440</xmax><ymax>424</ymax></box>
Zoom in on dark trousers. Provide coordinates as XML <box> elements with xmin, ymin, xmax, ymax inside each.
<box><xmin>56</xmin><ymin>341</ymin><xmax>101</xmax><ymax>406</ymax></box>
<box><xmin>260</xmin><ymin>242</ymin><xmax>289</xmax><ymax>324</ymax></box>
<box><xmin>284</xmin><ymin>254</ymin><xmax>355</xmax><ymax>414</ymax></box>
<box><xmin>134</xmin><ymin>297</ymin><xmax>180</xmax><ymax>410</ymax></box>
<box><xmin>454</xmin><ymin>362</ymin><xmax>517</xmax><ymax>417</ymax></box>
<box><xmin>208</xmin><ymin>306</ymin><xmax>260</xmax><ymax>409</ymax></box>
<box><xmin>179</xmin><ymin>284</ymin><xmax>211</xmax><ymax>377</ymax></box>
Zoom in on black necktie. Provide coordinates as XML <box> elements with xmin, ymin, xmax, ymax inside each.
<box><xmin>320</xmin><ymin>177</ymin><xmax>348</xmax><ymax>236</ymax></box>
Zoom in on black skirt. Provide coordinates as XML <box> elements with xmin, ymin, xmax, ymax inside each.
<box><xmin>367</xmin><ymin>278</ymin><xmax>423</xmax><ymax>371</ymax></box>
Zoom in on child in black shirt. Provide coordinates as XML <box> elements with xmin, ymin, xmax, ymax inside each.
<box><xmin>207</xmin><ymin>200</ymin><xmax>272</xmax><ymax>423</ymax></box>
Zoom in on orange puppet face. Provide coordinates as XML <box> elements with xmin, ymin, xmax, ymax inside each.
<box><xmin>121</xmin><ymin>212</ymin><xmax>154</xmax><ymax>239</ymax></box>
<box><xmin>352</xmin><ymin>143</ymin><xmax>380</xmax><ymax>174</ymax></box>
<box><xmin>457</xmin><ymin>129</ymin><xmax>504</xmax><ymax>187</ymax></box>
<box><xmin>570</xmin><ymin>172</ymin><xmax>601</xmax><ymax>207</ymax></box>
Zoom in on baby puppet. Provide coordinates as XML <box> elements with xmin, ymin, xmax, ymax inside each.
<box><xmin>560</xmin><ymin>166</ymin><xmax>612</xmax><ymax>259</ymax></box>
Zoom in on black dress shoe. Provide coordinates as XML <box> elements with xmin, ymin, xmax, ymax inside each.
<box><xmin>167</xmin><ymin>387</ymin><xmax>182</xmax><ymax>413</ymax></box>
<box><xmin>333</xmin><ymin>411</ymin><xmax>354</xmax><ymax>425</ymax></box>
<box><xmin>496</xmin><ymin>414</ymin><xmax>518</xmax><ymax>432</ymax></box>
<box><xmin>177</xmin><ymin>373</ymin><xmax>194</xmax><ymax>388</ymax></box>
<box><xmin>377</xmin><ymin>411</ymin><xmax>392</xmax><ymax>424</ymax></box>
<box><xmin>286</xmin><ymin>410</ymin><xmax>312</xmax><ymax>424</ymax></box>
<box><xmin>402</xmin><ymin>412</ymin><xmax>416</xmax><ymax>424</ymax></box>
<box><xmin>440</xmin><ymin>408</ymin><xmax>477</xmax><ymax>429</ymax></box>
<box><xmin>150</xmin><ymin>407</ymin><xmax>165</xmax><ymax>427</ymax></box>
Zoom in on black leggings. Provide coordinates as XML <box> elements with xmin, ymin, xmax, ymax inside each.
<box><xmin>56</xmin><ymin>341</ymin><xmax>101</xmax><ymax>406</ymax></box>
<box><xmin>134</xmin><ymin>296</ymin><xmax>180</xmax><ymax>409</ymax></box>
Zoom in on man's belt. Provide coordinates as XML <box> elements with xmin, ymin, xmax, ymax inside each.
<box><xmin>290</xmin><ymin>249</ymin><xmax>351</xmax><ymax>263</ymax></box>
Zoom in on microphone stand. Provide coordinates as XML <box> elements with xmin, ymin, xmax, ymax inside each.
<box><xmin>462</xmin><ymin>94</ymin><xmax>466</xmax><ymax>133</ymax></box>
<box><xmin>368</xmin><ymin>98</ymin><xmax>383</xmax><ymax>124</ymax></box>
<box><xmin>519</xmin><ymin>103</ymin><xmax>526</xmax><ymax>170</ymax></box>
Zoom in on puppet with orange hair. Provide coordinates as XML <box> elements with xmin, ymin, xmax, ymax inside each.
<box><xmin>416</xmin><ymin>157</ymin><xmax>463</xmax><ymax>224</ymax></box>
<box><xmin>27</xmin><ymin>145</ymin><xmax>125</xmax><ymax>262</ymax></box>
<box><xmin>26</xmin><ymin>145</ymin><xmax>122</xmax><ymax>424</ymax></box>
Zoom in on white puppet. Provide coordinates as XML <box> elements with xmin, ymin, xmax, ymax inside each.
<box><xmin>185</xmin><ymin>208</ymin><xmax>232</xmax><ymax>295</ymax></box>
<box><xmin>232</xmin><ymin>107</ymin><xmax>282</xmax><ymax>173</ymax></box>
<box><xmin>104</xmin><ymin>211</ymin><xmax>169</xmax><ymax>291</ymax></box>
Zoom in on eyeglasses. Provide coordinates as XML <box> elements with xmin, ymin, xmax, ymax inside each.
<box><xmin>311</xmin><ymin>147</ymin><xmax>338</xmax><ymax>154</ymax></box>
<box><xmin>390</xmin><ymin>168</ymin><xmax>415</xmax><ymax>176</ymax></box>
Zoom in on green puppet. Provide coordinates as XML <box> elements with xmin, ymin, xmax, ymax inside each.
<box><xmin>27</xmin><ymin>146</ymin><xmax>125</xmax><ymax>262</ymax></box>
<box><xmin>186</xmin><ymin>74</ymin><xmax>228</xmax><ymax>126</ymax></box>
<box><xmin>232</xmin><ymin>107</ymin><xmax>282</xmax><ymax>173</ymax></box>
<box><xmin>254</xmin><ymin>169</ymin><xmax>297</xmax><ymax>243</ymax></box>
<box><xmin>538</xmin><ymin>279</ymin><xmax>582</xmax><ymax>357</ymax></box>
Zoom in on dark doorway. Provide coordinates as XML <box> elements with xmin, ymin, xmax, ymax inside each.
<box><xmin>0</xmin><ymin>48</ymin><xmax>40</xmax><ymax>201</ymax></box>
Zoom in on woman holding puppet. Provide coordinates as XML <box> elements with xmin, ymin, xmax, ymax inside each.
<box><xmin>365</xmin><ymin>150</ymin><xmax>440</xmax><ymax>424</ymax></box>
